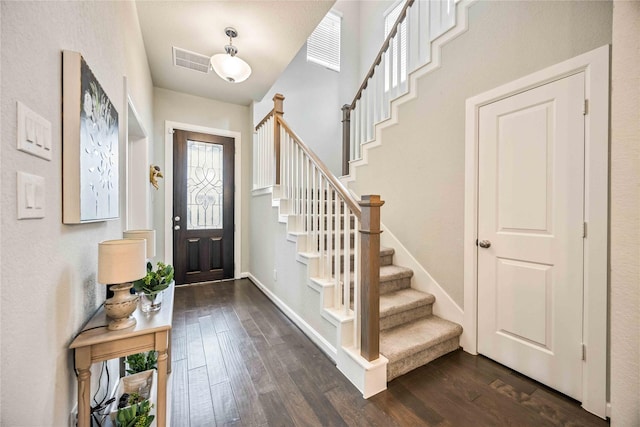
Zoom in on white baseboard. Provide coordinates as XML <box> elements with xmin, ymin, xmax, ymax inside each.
<box><xmin>246</xmin><ymin>273</ymin><xmax>337</xmax><ymax>361</ymax></box>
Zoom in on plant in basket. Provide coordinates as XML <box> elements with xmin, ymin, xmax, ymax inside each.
<box><xmin>133</xmin><ymin>262</ymin><xmax>174</xmax><ymax>312</ymax></box>
<box><xmin>115</xmin><ymin>398</ymin><xmax>154</xmax><ymax>427</ymax></box>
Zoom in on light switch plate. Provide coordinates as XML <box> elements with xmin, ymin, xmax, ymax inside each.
<box><xmin>17</xmin><ymin>171</ymin><xmax>45</xmax><ymax>219</ymax></box>
<box><xmin>17</xmin><ymin>101</ymin><xmax>52</xmax><ymax>161</ymax></box>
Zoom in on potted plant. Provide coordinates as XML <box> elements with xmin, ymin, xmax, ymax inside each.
<box><xmin>115</xmin><ymin>398</ymin><xmax>154</xmax><ymax>427</ymax></box>
<box><xmin>133</xmin><ymin>261</ymin><xmax>174</xmax><ymax>312</ymax></box>
<box><xmin>125</xmin><ymin>351</ymin><xmax>157</xmax><ymax>374</ymax></box>
<box><xmin>109</xmin><ymin>369</ymin><xmax>157</xmax><ymax>424</ymax></box>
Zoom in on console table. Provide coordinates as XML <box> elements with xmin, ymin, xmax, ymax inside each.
<box><xmin>69</xmin><ymin>284</ymin><xmax>174</xmax><ymax>427</ymax></box>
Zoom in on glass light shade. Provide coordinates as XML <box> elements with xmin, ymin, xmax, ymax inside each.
<box><xmin>98</xmin><ymin>239</ymin><xmax>146</xmax><ymax>284</ymax></box>
<box><xmin>123</xmin><ymin>229</ymin><xmax>156</xmax><ymax>259</ymax></box>
<box><xmin>210</xmin><ymin>53</ymin><xmax>252</xmax><ymax>83</ymax></box>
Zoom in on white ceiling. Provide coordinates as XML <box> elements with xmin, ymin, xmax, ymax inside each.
<box><xmin>136</xmin><ymin>1</ymin><xmax>335</xmax><ymax>106</ymax></box>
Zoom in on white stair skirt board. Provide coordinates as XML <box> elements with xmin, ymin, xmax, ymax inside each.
<box><xmin>380</xmin><ymin>223</ymin><xmax>463</xmax><ymax>326</ymax></box>
<box><xmin>342</xmin><ymin>0</ymin><xmax>476</xmax><ymax>185</ymax></box>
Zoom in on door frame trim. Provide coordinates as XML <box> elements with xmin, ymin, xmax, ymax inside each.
<box><xmin>463</xmin><ymin>45</ymin><xmax>609</xmax><ymax>417</ymax></box>
<box><xmin>163</xmin><ymin>121</ymin><xmax>242</xmax><ymax>279</ymax></box>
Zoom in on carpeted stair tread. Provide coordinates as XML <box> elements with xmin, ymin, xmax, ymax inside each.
<box><xmin>379</xmin><ymin>246</ymin><xmax>394</xmax><ymax>258</ymax></box>
<box><xmin>380</xmin><ymin>315</ymin><xmax>463</xmax><ymax>363</ymax></box>
<box><xmin>379</xmin><ymin>264</ymin><xmax>413</xmax><ymax>282</ymax></box>
<box><xmin>380</xmin><ymin>288</ymin><xmax>435</xmax><ymax>318</ymax></box>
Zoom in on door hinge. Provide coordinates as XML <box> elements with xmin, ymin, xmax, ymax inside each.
<box><xmin>582</xmin><ymin>343</ymin><xmax>587</xmax><ymax>361</ymax></box>
<box><xmin>583</xmin><ymin>222</ymin><xmax>588</xmax><ymax>238</ymax></box>
<box><xmin>169</xmin><ymin>128</ymin><xmax>175</xmax><ymax>134</ymax></box>
<box><xmin>582</xmin><ymin>99</ymin><xmax>589</xmax><ymax>116</ymax></box>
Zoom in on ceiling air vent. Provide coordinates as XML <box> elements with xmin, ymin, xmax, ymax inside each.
<box><xmin>173</xmin><ymin>47</ymin><xmax>210</xmax><ymax>74</ymax></box>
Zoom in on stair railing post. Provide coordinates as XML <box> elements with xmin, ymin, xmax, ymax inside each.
<box><xmin>341</xmin><ymin>104</ymin><xmax>351</xmax><ymax>176</ymax></box>
<box><xmin>273</xmin><ymin>93</ymin><xmax>285</xmax><ymax>185</ymax></box>
<box><xmin>358</xmin><ymin>194</ymin><xmax>384</xmax><ymax>361</ymax></box>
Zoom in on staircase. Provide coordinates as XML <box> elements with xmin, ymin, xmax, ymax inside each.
<box><xmin>253</xmin><ymin>92</ymin><xmax>462</xmax><ymax>394</ymax></box>
<box><xmin>376</xmin><ymin>253</ymin><xmax>462</xmax><ymax>380</ymax></box>
<box><xmin>325</xmin><ymin>207</ymin><xmax>462</xmax><ymax>381</ymax></box>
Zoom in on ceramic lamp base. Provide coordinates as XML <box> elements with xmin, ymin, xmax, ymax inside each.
<box><xmin>105</xmin><ymin>283</ymin><xmax>139</xmax><ymax>331</ymax></box>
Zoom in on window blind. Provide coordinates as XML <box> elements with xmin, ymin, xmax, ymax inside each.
<box><xmin>307</xmin><ymin>11</ymin><xmax>341</xmax><ymax>72</ymax></box>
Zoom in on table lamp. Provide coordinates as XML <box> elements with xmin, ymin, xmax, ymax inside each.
<box><xmin>123</xmin><ymin>229</ymin><xmax>156</xmax><ymax>259</ymax></box>
<box><xmin>98</xmin><ymin>239</ymin><xmax>146</xmax><ymax>330</ymax></box>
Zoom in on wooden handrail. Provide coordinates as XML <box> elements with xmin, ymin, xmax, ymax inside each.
<box><xmin>255</xmin><ymin>109</ymin><xmax>275</xmax><ymax>131</ymax></box>
<box><xmin>277</xmin><ymin>116</ymin><xmax>362</xmax><ymax>219</ymax></box>
<box><xmin>347</xmin><ymin>0</ymin><xmax>415</xmax><ymax>110</ymax></box>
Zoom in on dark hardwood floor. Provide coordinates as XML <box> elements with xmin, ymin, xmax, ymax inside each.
<box><xmin>171</xmin><ymin>279</ymin><xmax>608</xmax><ymax>427</ymax></box>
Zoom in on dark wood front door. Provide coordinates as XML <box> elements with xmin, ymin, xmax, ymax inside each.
<box><xmin>173</xmin><ymin>129</ymin><xmax>234</xmax><ymax>284</ymax></box>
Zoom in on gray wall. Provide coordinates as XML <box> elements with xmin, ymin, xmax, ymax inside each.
<box><xmin>152</xmin><ymin>87</ymin><xmax>253</xmax><ymax>274</ymax></box>
<box><xmin>610</xmin><ymin>1</ymin><xmax>640</xmax><ymax>424</ymax></box>
<box><xmin>253</xmin><ymin>0</ymin><xmax>361</xmax><ymax>176</ymax></box>
<box><xmin>350</xmin><ymin>0</ymin><xmax>613</xmax><ymax>308</ymax></box>
<box><xmin>0</xmin><ymin>2</ymin><xmax>154</xmax><ymax>425</ymax></box>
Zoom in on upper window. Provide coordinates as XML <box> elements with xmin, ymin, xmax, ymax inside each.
<box><xmin>384</xmin><ymin>1</ymin><xmax>407</xmax><ymax>91</ymax></box>
<box><xmin>307</xmin><ymin>10</ymin><xmax>341</xmax><ymax>72</ymax></box>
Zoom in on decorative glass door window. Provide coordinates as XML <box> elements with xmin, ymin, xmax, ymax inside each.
<box><xmin>186</xmin><ymin>140</ymin><xmax>223</xmax><ymax>230</ymax></box>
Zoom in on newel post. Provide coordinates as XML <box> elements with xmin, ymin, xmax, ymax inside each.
<box><xmin>341</xmin><ymin>104</ymin><xmax>351</xmax><ymax>176</ymax></box>
<box><xmin>273</xmin><ymin>93</ymin><xmax>285</xmax><ymax>185</ymax></box>
<box><xmin>359</xmin><ymin>194</ymin><xmax>384</xmax><ymax>361</ymax></box>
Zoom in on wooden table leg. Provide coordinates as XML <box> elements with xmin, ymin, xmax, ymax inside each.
<box><xmin>167</xmin><ymin>328</ymin><xmax>172</xmax><ymax>374</ymax></box>
<box><xmin>75</xmin><ymin>348</ymin><xmax>92</xmax><ymax>427</ymax></box>
<box><xmin>156</xmin><ymin>330</ymin><xmax>169</xmax><ymax>427</ymax></box>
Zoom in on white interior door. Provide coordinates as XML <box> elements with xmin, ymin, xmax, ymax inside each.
<box><xmin>477</xmin><ymin>72</ymin><xmax>585</xmax><ymax>400</ymax></box>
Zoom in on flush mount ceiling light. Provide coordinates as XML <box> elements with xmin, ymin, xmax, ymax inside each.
<box><xmin>210</xmin><ymin>27</ymin><xmax>252</xmax><ymax>83</ymax></box>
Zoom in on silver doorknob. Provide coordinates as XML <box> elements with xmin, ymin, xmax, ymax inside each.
<box><xmin>478</xmin><ymin>240</ymin><xmax>491</xmax><ymax>248</ymax></box>
<box><xmin>174</xmin><ymin>216</ymin><xmax>180</xmax><ymax>221</ymax></box>
<box><xmin>174</xmin><ymin>225</ymin><xmax>180</xmax><ymax>230</ymax></box>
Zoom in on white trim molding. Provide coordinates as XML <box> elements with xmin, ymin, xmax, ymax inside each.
<box><xmin>463</xmin><ymin>45</ymin><xmax>610</xmax><ymax>418</ymax></box>
<box><xmin>164</xmin><ymin>120</ymin><xmax>243</xmax><ymax>279</ymax></box>
<box><xmin>246</xmin><ymin>273</ymin><xmax>338</xmax><ymax>360</ymax></box>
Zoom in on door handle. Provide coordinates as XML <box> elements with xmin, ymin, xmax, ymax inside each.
<box><xmin>174</xmin><ymin>216</ymin><xmax>180</xmax><ymax>221</ymax></box>
<box><xmin>174</xmin><ymin>225</ymin><xmax>180</xmax><ymax>230</ymax></box>
<box><xmin>478</xmin><ymin>240</ymin><xmax>491</xmax><ymax>248</ymax></box>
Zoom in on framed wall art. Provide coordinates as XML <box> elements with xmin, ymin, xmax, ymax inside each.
<box><xmin>62</xmin><ymin>50</ymin><xmax>119</xmax><ymax>223</ymax></box>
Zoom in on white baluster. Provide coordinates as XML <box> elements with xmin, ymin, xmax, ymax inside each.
<box><xmin>343</xmin><ymin>206</ymin><xmax>351</xmax><ymax>316</ymax></box>
<box><xmin>360</xmin><ymin>90</ymin><xmax>367</xmax><ymax>146</ymax></box>
<box><xmin>353</xmin><ymin>217</ymin><xmax>359</xmax><ymax>345</ymax></box>
<box><xmin>419</xmin><ymin>0</ymin><xmax>430</xmax><ymax>65</ymax></box>
<box><xmin>325</xmin><ymin>189</ymin><xmax>339</xmax><ymax>292</ymax></box>
<box><xmin>306</xmin><ymin>157</ymin><xmax>311</xmax><ymax>234</ymax></box>
<box><xmin>319</xmin><ymin>176</ymin><xmax>326</xmax><ymax>277</ymax></box>
<box><xmin>267</xmin><ymin>118</ymin><xmax>276</xmax><ymax>185</ymax></box>
<box><xmin>353</xmin><ymin>100</ymin><xmax>360</xmax><ymax>158</ymax></box>
<box><xmin>408</xmin><ymin>1</ymin><xmax>419</xmax><ymax>72</ymax></box>
<box><xmin>334</xmin><ymin>197</ymin><xmax>341</xmax><ymax>309</ymax></box>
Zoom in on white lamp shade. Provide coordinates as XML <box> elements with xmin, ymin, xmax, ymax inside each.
<box><xmin>98</xmin><ymin>239</ymin><xmax>146</xmax><ymax>284</ymax></box>
<box><xmin>123</xmin><ymin>229</ymin><xmax>156</xmax><ymax>259</ymax></box>
<box><xmin>210</xmin><ymin>53</ymin><xmax>252</xmax><ymax>83</ymax></box>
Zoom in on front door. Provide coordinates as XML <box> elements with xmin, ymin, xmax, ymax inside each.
<box><xmin>173</xmin><ymin>129</ymin><xmax>234</xmax><ymax>284</ymax></box>
<box><xmin>477</xmin><ymin>73</ymin><xmax>585</xmax><ymax>400</ymax></box>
